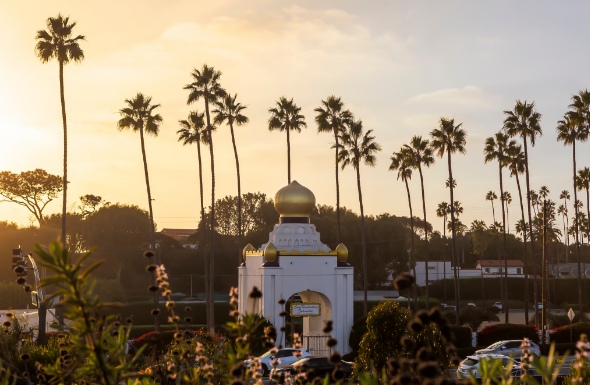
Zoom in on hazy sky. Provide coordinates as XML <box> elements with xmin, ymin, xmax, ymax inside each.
<box><xmin>1</xmin><ymin>1</ymin><xmax>589</xmax><ymax>236</ymax></box>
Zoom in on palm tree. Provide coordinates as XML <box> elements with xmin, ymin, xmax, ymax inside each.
<box><xmin>484</xmin><ymin>132</ymin><xmax>514</xmax><ymax>323</ymax></box>
<box><xmin>569</xmin><ymin>90</ymin><xmax>590</xmax><ymax>136</ymax></box>
<box><xmin>503</xmin><ymin>100</ymin><xmax>542</xmax><ymax>325</ymax></box>
<box><xmin>556</xmin><ymin>113</ymin><xmax>588</xmax><ymax>318</ymax></box>
<box><xmin>268</xmin><ymin>97</ymin><xmax>307</xmax><ymax>183</ymax></box>
<box><xmin>35</xmin><ymin>14</ymin><xmax>85</xmax><ymax>248</ymax></box>
<box><xmin>560</xmin><ymin>190</ymin><xmax>571</xmax><ymax>263</ymax></box>
<box><xmin>486</xmin><ymin>191</ymin><xmax>498</xmax><ymax>223</ymax></box>
<box><xmin>315</xmin><ymin>96</ymin><xmax>353</xmax><ymax>244</ymax></box>
<box><xmin>213</xmin><ymin>94</ymin><xmax>249</xmax><ymax>265</ymax></box>
<box><xmin>338</xmin><ymin>119</ymin><xmax>381</xmax><ymax>316</ymax></box>
<box><xmin>184</xmin><ymin>65</ymin><xmax>227</xmax><ymax>332</ymax></box>
<box><xmin>502</xmin><ymin>192</ymin><xmax>513</xmax><ymax>233</ymax></box>
<box><xmin>390</xmin><ymin>148</ymin><xmax>418</xmax><ymax>310</ymax></box>
<box><xmin>404</xmin><ymin>136</ymin><xmax>435</xmax><ymax>309</ymax></box>
<box><xmin>117</xmin><ymin>93</ymin><xmax>162</xmax><ymax>331</ymax></box>
<box><xmin>430</xmin><ymin>118</ymin><xmax>467</xmax><ymax>324</ymax></box>
<box><xmin>577</xmin><ymin>167</ymin><xmax>590</xmax><ymax>297</ymax></box>
<box><xmin>177</xmin><ymin>111</ymin><xmax>213</xmax><ymax>331</ymax></box>
<box><xmin>446</xmin><ymin>178</ymin><xmax>457</xmax><ymax>189</ymax></box>
<box><xmin>437</xmin><ymin>202</ymin><xmax>450</xmax><ymax>304</ymax></box>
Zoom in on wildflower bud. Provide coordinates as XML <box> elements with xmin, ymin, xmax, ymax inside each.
<box><xmin>143</xmin><ymin>251</ymin><xmax>155</xmax><ymax>258</ymax></box>
<box><xmin>112</xmin><ymin>330</ymin><xmax>119</xmax><ymax>337</ymax></box>
<box><xmin>146</xmin><ymin>264</ymin><xmax>157</xmax><ymax>272</ymax></box>
<box><xmin>24</xmin><ymin>285</ymin><xmax>31</xmax><ymax>292</ymax></box>
<box><xmin>5</xmin><ymin>313</ymin><xmax>13</xmax><ymax>318</ymax></box>
<box><xmin>331</xmin><ymin>367</ymin><xmax>345</xmax><ymax>381</ymax></box>
<box><xmin>265</xmin><ymin>326</ymin><xmax>277</xmax><ymax>340</ymax></box>
<box><xmin>387</xmin><ymin>358</ymin><xmax>400</xmax><ymax>376</ymax></box>
<box><xmin>151</xmin><ymin>309</ymin><xmax>160</xmax><ymax>315</ymax></box>
<box><xmin>401</xmin><ymin>336</ymin><xmax>415</xmax><ymax>351</ymax></box>
<box><xmin>305</xmin><ymin>369</ymin><xmax>316</xmax><ymax>380</ymax></box>
<box><xmin>451</xmin><ymin>356</ymin><xmax>461</xmax><ymax>366</ymax></box>
<box><xmin>184</xmin><ymin>317</ymin><xmax>192</xmax><ymax>323</ymax></box>
<box><xmin>408</xmin><ymin>319</ymin><xmax>423</xmax><ymax>333</ymax></box>
<box><xmin>148</xmin><ymin>285</ymin><xmax>159</xmax><ymax>292</ymax></box>
<box><xmin>20</xmin><ymin>353</ymin><xmax>30</xmax><ymax>361</ymax></box>
<box><xmin>323</xmin><ymin>320</ymin><xmax>333</xmax><ymax>333</ymax></box>
<box><xmin>126</xmin><ymin>318</ymin><xmax>133</xmax><ymax>324</ymax></box>
<box><xmin>230</xmin><ymin>381</ymin><xmax>245</xmax><ymax>385</ymax></box>
<box><xmin>248</xmin><ymin>286</ymin><xmax>262</xmax><ymax>299</ymax></box>
<box><xmin>326</xmin><ymin>338</ymin><xmax>338</xmax><ymax>347</ymax></box>
<box><xmin>393</xmin><ymin>273</ymin><xmax>415</xmax><ymax>291</ymax></box>
<box><xmin>278</xmin><ymin>298</ymin><xmax>286</xmax><ymax>305</ymax></box>
<box><xmin>231</xmin><ymin>362</ymin><xmax>246</xmax><ymax>378</ymax></box>
<box><xmin>16</xmin><ymin>277</ymin><xmax>26</xmax><ymax>285</ymax></box>
<box><xmin>329</xmin><ymin>351</ymin><xmax>341</xmax><ymax>364</ymax></box>
<box><xmin>279</xmin><ymin>311</ymin><xmax>287</xmax><ymax>317</ymax></box>
<box><xmin>393</xmin><ymin>373</ymin><xmax>411</xmax><ymax>385</ymax></box>
<box><xmin>280</xmin><ymin>326</ymin><xmax>286</xmax><ymax>332</ymax></box>
<box><xmin>60</xmin><ymin>349</ymin><xmax>68</xmax><ymax>356</ymax></box>
<box><xmin>185</xmin><ymin>306</ymin><xmax>192</xmax><ymax>312</ymax></box>
<box><xmin>14</xmin><ymin>266</ymin><xmax>24</xmax><ymax>274</ymax></box>
<box><xmin>416</xmin><ymin>310</ymin><xmax>430</xmax><ymax>325</ymax></box>
<box><xmin>416</xmin><ymin>347</ymin><xmax>430</xmax><ymax>362</ymax></box>
<box><xmin>2</xmin><ymin>321</ymin><xmax>10</xmax><ymax>328</ymax></box>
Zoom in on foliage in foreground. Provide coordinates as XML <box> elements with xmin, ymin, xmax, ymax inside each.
<box><xmin>0</xmin><ymin>242</ymin><xmax>587</xmax><ymax>384</ymax></box>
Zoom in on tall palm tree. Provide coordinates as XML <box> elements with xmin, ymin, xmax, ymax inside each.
<box><xmin>390</xmin><ymin>148</ymin><xmax>418</xmax><ymax>310</ymax></box>
<box><xmin>338</xmin><ymin>119</ymin><xmax>381</xmax><ymax>316</ymax></box>
<box><xmin>486</xmin><ymin>191</ymin><xmax>498</xmax><ymax>223</ymax></box>
<box><xmin>315</xmin><ymin>96</ymin><xmax>352</xmax><ymax>244</ymax></box>
<box><xmin>502</xmin><ymin>192</ymin><xmax>513</xmax><ymax>233</ymax></box>
<box><xmin>177</xmin><ymin>111</ymin><xmax>213</xmax><ymax>331</ymax></box>
<box><xmin>117</xmin><ymin>93</ymin><xmax>162</xmax><ymax>331</ymax></box>
<box><xmin>558</xmin><ymin>204</ymin><xmax>568</xmax><ymax>264</ymax></box>
<box><xmin>184</xmin><ymin>65</ymin><xmax>227</xmax><ymax>332</ymax></box>
<box><xmin>503</xmin><ymin>100</ymin><xmax>542</xmax><ymax>325</ymax></box>
<box><xmin>556</xmin><ymin>113</ymin><xmax>588</xmax><ymax>318</ymax></box>
<box><xmin>213</xmin><ymin>94</ymin><xmax>249</xmax><ymax>265</ymax></box>
<box><xmin>569</xmin><ymin>90</ymin><xmax>590</xmax><ymax>136</ymax></box>
<box><xmin>268</xmin><ymin>97</ymin><xmax>307</xmax><ymax>184</ymax></box>
<box><xmin>404</xmin><ymin>136</ymin><xmax>435</xmax><ymax>309</ymax></box>
<box><xmin>560</xmin><ymin>190</ymin><xmax>571</xmax><ymax>263</ymax></box>
<box><xmin>437</xmin><ymin>202</ymin><xmax>450</xmax><ymax>304</ymax></box>
<box><xmin>430</xmin><ymin>118</ymin><xmax>467</xmax><ymax>324</ymax></box>
<box><xmin>35</xmin><ymin>14</ymin><xmax>85</xmax><ymax>248</ymax></box>
<box><xmin>484</xmin><ymin>132</ymin><xmax>514</xmax><ymax>323</ymax></box>
<box><xmin>577</xmin><ymin>167</ymin><xmax>590</xmax><ymax>296</ymax></box>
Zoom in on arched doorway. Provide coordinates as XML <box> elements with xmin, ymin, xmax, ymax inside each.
<box><xmin>284</xmin><ymin>290</ymin><xmax>332</xmax><ymax>356</ymax></box>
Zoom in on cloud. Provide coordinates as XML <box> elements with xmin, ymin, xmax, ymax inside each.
<box><xmin>406</xmin><ymin>86</ymin><xmax>500</xmax><ymax>109</ymax></box>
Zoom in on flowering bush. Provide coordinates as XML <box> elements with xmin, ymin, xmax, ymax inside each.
<box><xmin>477</xmin><ymin>323</ymin><xmax>539</xmax><ymax>346</ymax></box>
<box><xmin>550</xmin><ymin>323</ymin><xmax>590</xmax><ymax>344</ymax></box>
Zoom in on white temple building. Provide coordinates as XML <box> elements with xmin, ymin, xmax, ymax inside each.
<box><xmin>238</xmin><ymin>181</ymin><xmax>354</xmax><ymax>354</ymax></box>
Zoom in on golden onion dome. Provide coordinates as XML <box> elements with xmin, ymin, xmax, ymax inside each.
<box><xmin>274</xmin><ymin>180</ymin><xmax>316</xmax><ymax>217</ymax></box>
<box><xmin>264</xmin><ymin>242</ymin><xmax>278</xmax><ymax>263</ymax></box>
<box><xmin>242</xmin><ymin>243</ymin><xmax>255</xmax><ymax>259</ymax></box>
<box><xmin>336</xmin><ymin>243</ymin><xmax>348</xmax><ymax>263</ymax></box>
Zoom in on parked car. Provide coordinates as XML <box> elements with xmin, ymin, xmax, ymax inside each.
<box><xmin>458</xmin><ymin>354</ymin><xmax>539</xmax><ymax>379</ymax></box>
<box><xmin>245</xmin><ymin>348</ymin><xmax>311</xmax><ymax>374</ymax></box>
<box><xmin>474</xmin><ymin>340</ymin><xmax>540</xmax><ymax>358</ymax></box>
<box><xmin>468</xmin><ymin>303</ymin><xmax>477</xmax><ymax>307</ymax></box>
<box><xmin>270</xmin><ymin>356</ymin><xmax>353</xmax><ymax>383</ymax></box>
<box><xmin>441</xmin><ymin>303</ymin><xmax>456</xmax><ymax>311</ymax></box>
<box><xmin>493</xmin><ymin>302</ymin><xmax>503</xmax><ymax>310</ymax></box>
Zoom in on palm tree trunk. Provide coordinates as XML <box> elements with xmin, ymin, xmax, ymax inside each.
<box><xmin>572</xmin><ymin>141</ymin><xmax>583</xmax><ymax>318</ymax></box>
<box><xmin>523</xmin><ymin>135</ymin><xmax>539</xmax><ymax>325</ymax></box>
<box><xmin>515</xmin><ymin>172</ymin><xmax>530</xmax><ymax>324</ymax></box>
<box><xmin>447</xmin><ymin>147</ymin><xmax>461</xmax><ymax>324</ymax></box>
<box><xmin>404</xmin><ymin>178</ymin><xmax>418</xmax><ymax>311</ymax></box>
<box><xmin>443</xmin><ymin>216</ymin><xmax>447</xmax><ymax>305</ymax></box>
<box><xmin>418</xmin><ymin>166</ymin><xmax>429</xmax><ymax>309</ymax></box>
<box><xmin>139</xmin><ymin>126</ymin><xmax>159</xmax><ymax>332</ymax></box>
<box><xmin>492</xmin><ymin>201</ymin><xmax>496</xmax><ymax>224</ymax></box>
<box><xmin>287</xmin><ymin>128</ymin><xmax>291</xmax><ymax>184</ymax></box>
<box><xmin>334</xmin><ymin>131</ymin><xmax>341</xmax><ymax>244</ymax></box>
<box><xmin>229</xmin><ymin>123</ymin><xmax>242</xmax><ymax>264</ymax></box>
<box><xmin>499</xmin><ymin>162</ymin><xmax>509</xmax><ymax>323</ymax></box>
<box><xmin>356</xmin><ymin>165</ymin><xmax>368</xmax><ymax>317</ymax></box>
<box><xmin>196</xmin><ymin>140</ymin><xmax>210</xmax><ymax>331</ymax></box>
<box><xmin>59</xmin><ymin>60</ymin><xmax>68</xmax><ymax>248</ymax></box>
<box><xmin>204</xmin><ymin>97</ymin><xmax>215</xmax><ymax>333</ymax></box>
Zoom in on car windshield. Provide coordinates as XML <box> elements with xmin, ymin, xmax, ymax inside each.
<box><xmin>292</xmin><ymin>357</ymin><xmax>311</xmax><ymax>366</ymax></box>
<box><xmin>260</xmin><ymin>351</ymin><xmax>273</xmax><ymax>358</ymax></box>
<box><xmin>463</xmin><ymin>358</ymin><xmax>478</xmax><ymax>366</ymax></box>
<box><xmin>488</xmin><ymin>342</ymin><xmax>504</xmax><ymax>348</ymax></box>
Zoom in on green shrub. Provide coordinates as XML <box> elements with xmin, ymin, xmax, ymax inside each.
<box><xmin>451</xmin><ymin>326</ymin><xmax>473</xmax><ymax>348</ymax></box>
<box><xmin>460</xmin><ymin>307</ymin><xmax>499</xmax><ymax>331</ymax></box>
<box><xmin>128</xmin><ymin>324</ymin><xmax>206</xmax><ymax>340</ymax></box>
<box><xmin>477</xmin><ymin>323</ymin><xmax>539</xmax><ymax>346</ymax></box>
<box><xmin>487</xmin><ymin>305</ymin><xmax>501</xmax><ymax>314</ymax></box>
<box><xmin>92</xmin><ymin>278</ymin><xmax>125</xmax><ymax>302</ymax></box>
<box><xmin>550</xmin><ymin>322</ymin><xmax>590</xmax><ymax>344</ymax></box>
<box><xmin>0</xmin><ymin>282</ymin><xmax>31</xmax><ymax>309</ymax></box>
<box><xmin>348</xmin><ymin>316</ymin><xmax>367</xmax><ymax>352</ymax></box>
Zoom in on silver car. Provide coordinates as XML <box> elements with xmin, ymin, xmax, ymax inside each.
<box><xmin>475</xmin><ymin>340</ymin><xmax>540</xmax><ymax>358</ymax></box>
<box><xmin>458</xmin><ymin>354</ymin><xmax>539</xmax><ymax>379</ymax></box>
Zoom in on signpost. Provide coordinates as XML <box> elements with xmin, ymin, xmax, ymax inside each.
<box><xmin>568</xmin><ymin>308</ymin><xmax>575</xmax><ymax>343</ymax></box>
<box><xmin>291</xmin><ymin>303</ymin><xmax>321</xmax><ymax>317</ymax></box>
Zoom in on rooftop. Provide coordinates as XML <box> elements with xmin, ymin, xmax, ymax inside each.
<box><xmin>478</xmin><ymin>260</ymin><xmax>524</xmax><ymax>268</ymax></box>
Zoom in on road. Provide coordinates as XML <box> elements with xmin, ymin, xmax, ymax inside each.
<box><xmin>548</xmin><ymin>263</ymin><xmax>590</xmax><ymax>279</ymax></box>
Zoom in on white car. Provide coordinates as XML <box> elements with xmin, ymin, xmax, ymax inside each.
<box><xmin>474</xmin><ymin>340</ymin><xmax>541</xmax><ymax>358</ymax></box>
<box><xmin>457</xmin><ymin>354</ymin><xmax>539</xmax><ymax>379</ymax></box>
<box><xmin>468</xmin><ymin>303</ymin><xmax>477</xmax><ymax>307</ymax></box>
<box><xmin>493</xmin><ymin>302</ymin><xmax>503</xmax><ymax>310</ymax></box>
<box><xmin>245</xmin><ymin>348</ymin><xmax>311</xmax><ymax>374</ymax></box>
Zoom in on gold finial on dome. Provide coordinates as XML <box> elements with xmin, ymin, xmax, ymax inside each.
<box><xmin>243</xmin><ymin>243</ymin><xmax>255</xmax><ymax>259</ymax></box>
<box><xmin>274</xmin><ymin>180</ymin><xmax>316</xmax><ymax>217</ymax></box>
<box><xmin>336</xmin><ymin>243</ymin><xmax>348</xmax><ymax>263</ymax></box>
<box><xmin>264</xmin><ymin>242</ymin><xmax>278</xmax><ymax>262</ymax></box>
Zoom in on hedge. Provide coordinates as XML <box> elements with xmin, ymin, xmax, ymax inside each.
<box><xmin>349</xmin><ymin>316</ymin><xmax>367</xmax><ymax>352</ymax></box>
<box><xmin>132</xmin><ymin>329</ymin><xmax>224</xmax><ymax>355</ymax></box>
<box><xmin>128</xmin><ymin>325</ymin><xmax>206</xmax><ymax>340</ymax></box>
<box><xmin>477</xmin><ymin>323</ymin><xmax>539</xmax><ymax>346</ymax></box>
<box><xmin>97</xmin><ymin>302</ymin><xmax>233</xmax><ymax>326</ymax></box>
<box><xmin>550</xmin><ymin>322</ymin><xmax>590</xmax><ymax>344</ymax></box>
<box><xmin>452</xmin><ymin>326</ymin><xmax>473</xmax><ymax>348</ymax></box>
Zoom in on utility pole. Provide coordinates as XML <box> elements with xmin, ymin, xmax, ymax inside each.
<box><xmin>541</xmin><ymin>200</ymin><xmax>547</xmax><ymax>352</ymax></box>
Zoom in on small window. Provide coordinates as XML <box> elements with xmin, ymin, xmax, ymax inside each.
<box><xmin>517</xmin><ymin>268</ymin><xmax>522</xmax><ymax>274</ymax></box>
<box><xmin>485</xmin><ymin>268</ymin><xmax>490</xmax><ymax>273</ymax></box>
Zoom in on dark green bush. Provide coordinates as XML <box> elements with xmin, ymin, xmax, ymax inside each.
<box><xmin>487</xmin><ymin>305</ymin><xmax>501</xmax><ymax>314</ymax></box>
<box><xmin>349</xmin><ymin>316</ymin><xmax>367</xmax><ymax>352</ymax></box>
<box><xmin>460</xmin><ymin>307</ymin><xmax>499</xmax><ymax>331</ymax></box>
<box><xmin>451</xmin><ymin>326</ymin><xmax>473</xmax><ymax>348</ymax></box>
<box><xmin>477</xmin><ymin>323</ymin><xmax>539</xmax><ymax>346</ymax></box>
<box><xmin>550</xmin><ymin>322</ymin><xmax>590</xmax><ymax>344</ymax></box>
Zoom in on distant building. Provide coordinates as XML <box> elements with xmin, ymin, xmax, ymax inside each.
<box><xmin>159</xmin><ymin>228</ymin><xmax>198</xmax><ymax>249</ymax></box>
<box><xmin>388</xmin><ymin>259</ymin><xmax>526</xmax><ymax>286</ymax></box>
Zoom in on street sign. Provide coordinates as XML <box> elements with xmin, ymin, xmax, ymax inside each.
<box><xmin>291</xmin><ymin>303</ymin><xmax>321</xmax><ymax>317</ymax></box>
<box><xmin>568</xmin><ymin>308</ymin><xmax>575</xmax><ymax>321</ymax></box>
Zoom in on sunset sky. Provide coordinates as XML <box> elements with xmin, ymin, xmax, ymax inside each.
<box><xmin>1</xmin><ymin>1</ymin><xmax>589</xmax><ymax>235</ymax></box>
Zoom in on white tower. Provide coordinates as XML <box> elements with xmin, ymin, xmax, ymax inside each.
<box><xmin>238</xmin><ymin>181</ymin><xmax>354</xmax><ymax>354</ymax></box>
